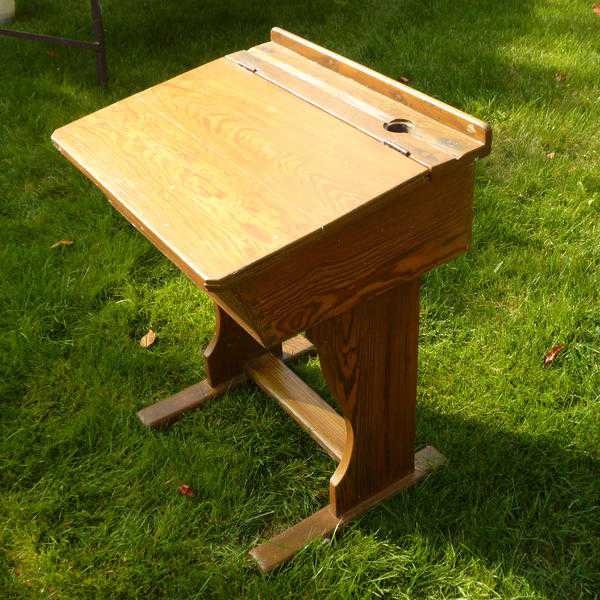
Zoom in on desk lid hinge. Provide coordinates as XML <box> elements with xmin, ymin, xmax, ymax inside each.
<box><xmin>383</xmin><ymin>140</ymin><xmax>411</xmax><ymax>157</ymax></box>
<box><xmin>229</xmin><ymin>52</ymin><xmax>423</xmax><ymax>165</ymax></box>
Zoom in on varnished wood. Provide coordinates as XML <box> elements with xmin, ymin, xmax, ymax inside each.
<box><xmin>218</xmin><ymin>163</ymin><xmax>474</xmax><ymax>345</ymax></box>
<box><xmin>50</xmin><ymin>30</ymin><xmax>487</xmax><ymax>347</ymax></box>
<box><xmin>228</xmin><ymin>45</ymin><xmax>482</xmax><ymax>169</ymax></box>
<box><xmin>137</xmin><ymin>335</ymin><xmax>315</xmax><ymax>428</ymax></box>
<box><xmin>270</xmin><ymin>28</ymin><xmax>491</xmax><ymax>152</ymax></box>
<box><xmin>52</xmin><ymin>57</ymin><xmax>425</xmax><ymax>290</ymax></box>
<box><xmin>204</xmin><ymin>303</ymin><xmax>279</xmax><ymax>387</ymax></box>
<box><xmin>52</xmin><ymin>29</ymin><xmax>491</xmax><ymax>573</ymax></box>
<box><xmin>309</xmin><ymin>280</ymin><xmax>420</xmax><ymax>516</ymax></box>
<box><xmin>281</xmin><ymin>334</ymin><xmax>314</xmax><ymax>361</ymax></box>
<box><xmin>249</xmin><ymin>446</ymin><xmax>446</xmax><ymax>573</ymax></box>
<box><xmin>137</xmin><ymin>376</ymin><xmax>245</xmax><ymax>429</ymax></box>
<box><xmin>250</xmin><ymin>505</ymin><xmax>342</xmax><ymax>574</ymax></box>
<box><xmin>246</xmin><ymin>353</ymin><xmax>345</xmax><ymax>461</ymax></box>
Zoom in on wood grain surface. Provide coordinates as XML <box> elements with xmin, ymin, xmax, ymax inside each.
<box><xmin>270</xmin><ymin>27</ymin><xmax>491</xmax><ymax>152</ymax></box>
<box><xmin>218</xmin><ymin>163</ymin><xmax>474</xmax><ymax>345</ymax></box>
<box><xmin>309</xmin><ymin>280</ymin><xmax>420</xmax><ymax>516</ymax></box>
<box><xmin>246</xmin><ymin>353</ymin><xmax>346</xmax><ymax>461</ymax></box>
<box><xmin>52</xmin><ymin>58</ymin><xmax>425</xmax><ymax>286</ymax></box>
<box><xmin>137</xmin><ymin>334</ymin><xmax>314</xmax><ymax>428</ymax></box>
<box><xmin>228</xmin><ymin>43</ymin><xmax>483</xmax><ymax>170</ymax></box>
<box><xmin>250</xmin><ymin>505</ymin><xmax>342</xmax><ymax>573</ymax></box>
<box><xmin>204</xmin><ymin>304</ymin><xmax>280</xmax><ymax>387</ymax></box>
<box><xmin>249</xmin><ymin>445</ymin><xmax>447</xmax><ymax>572</ymax></box>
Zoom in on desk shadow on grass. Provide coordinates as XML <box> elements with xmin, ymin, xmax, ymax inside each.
<box><xmin>206</xmin><ymin>359</ymin><xmax>597</xmax><ymax>596</ymax></box>
<box><xmin>342</xmin><ymin>406</ymin><xmax>600</xmax><ymax>597</ymax></box>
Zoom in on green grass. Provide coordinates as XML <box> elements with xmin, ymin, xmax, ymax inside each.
<box><xmin>1</xmin><ymin>0</ymin><xmax>599</xmax><ymax>597</ymax></box>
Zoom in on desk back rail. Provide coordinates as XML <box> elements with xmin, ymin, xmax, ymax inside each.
<box><xmin>270</xmin><ymin>28</ymin><xmax>491</xmax><ymax>153</ymax></box>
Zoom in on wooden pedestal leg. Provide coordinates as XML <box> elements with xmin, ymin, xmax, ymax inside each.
<box><xmin>310</xmin><ymin>279</ymin><xmax>420</xmax><ymax>516</ymax></box>
<box><xmin>250</xmin><ymin>279</ymin><xmax>446</xmax><ymax>572</ymax></box>
<box><xmin>137</xmin><ymin>303</ymin><xmax>312</xmax><ymax>428</ymax></box>
<box><xmin>204</xmin><ymin>304</ymin><xmax>280</xmax><ymax>387</ymax></box>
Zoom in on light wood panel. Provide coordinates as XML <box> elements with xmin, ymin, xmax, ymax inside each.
<box><xmin>270</xmin><ymin>27</ymin><xmax>491</xmax><ymax>152</ymax></box>
<box><xmin>52</xmin><ymin>58</ymin><xmax>426</xmax><ymax>286</ymax></box>
<box><xmin>228</xmin><ymin>43</ymin><xmax>483</xmax><ymax>169</ymax></box>
<box><xmin>246</xmin><ymin>353</ymin><xmax>345</xmax><ymax>461</ymax></box>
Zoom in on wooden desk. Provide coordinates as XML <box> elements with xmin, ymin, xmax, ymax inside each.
<box><xmin>52</xmin><ymin>28</ymin><xmax>491</xmax><ymax>572</ymax></box>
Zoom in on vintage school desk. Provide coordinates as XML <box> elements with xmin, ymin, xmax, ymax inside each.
<box><xmin>52</xmin><ymin>28</ymin><xmax>491</xmax><ymax>572</ymax></box>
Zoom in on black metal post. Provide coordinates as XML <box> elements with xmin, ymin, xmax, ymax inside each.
<box><xmin>0</xmin><ymin>0</ymin><xmax>108</xmax><ymax>87</ymax></box>
<box><xmin>90</xmin><ymin>0</ymin><xmax>108</xmax><ymax>87</ymax></box>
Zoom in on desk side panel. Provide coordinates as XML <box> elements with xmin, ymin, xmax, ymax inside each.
<box><xmin>211</xmin><ymin>164</ymin><xmax>475</xmax><ymax>346</ymax></box>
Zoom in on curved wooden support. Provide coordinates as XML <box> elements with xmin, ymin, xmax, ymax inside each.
<box><xmin>138</xmin><ymin>334</ymin><xmax>314</xmax><ymax>428</ymax></box>
<box><xmin>204</xmin><ymin>303</ymin><xmax>281</xmax><ymax>387</ymax></box>
<box><xmin>309</xmin><ymin>280</ymin><xmax>420</xmax><ymax>516</ymax></box>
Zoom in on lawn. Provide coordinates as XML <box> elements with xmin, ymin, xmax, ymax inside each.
<box><xmin>1</xmin><ymin>0</ymin><xmax>599</xmax><ymax>598</ymax></box>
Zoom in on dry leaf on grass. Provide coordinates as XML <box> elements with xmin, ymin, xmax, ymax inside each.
<box><xmin>139</xmin><ymin>329</ymin><xmax>156</xmax><ymax>348</ymax></box>
<box><xmin>554</xmin><ymin>72</ymin><xmax>567</xmax><ymax>82</ymax></box>
<box><xmin>593</xmin><ymin>4</ymin><xmax>600</xmax><ymax>16</ymax></box>
<box><xmin>543</xmin><ymin>344</ymin><xmax>567</xmax><ymax>367</ymax></box>
<box><xmin>178</xmin><ymin>485</ymin><xmax>194</xmax><ymax>497</ymax></box>
<box><xmin>50</xmin><ymin>239</ymin><xmax>74</xmax><ymax>249</ymax></box>
<box><xmin>546</xmin><ymin>151</ymin><xmax>556</xmax><ymax>159</ymax></box>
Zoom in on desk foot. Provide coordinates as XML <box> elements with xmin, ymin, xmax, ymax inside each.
<box><xmin>250</xmin><ymin>445</ymin><xmax>446</xmax><ymax>573</ymax></box>
<box><xmin>137</xmin><ymin>334</ymin><xmax>314</xmax><ymax>428</ymax></box>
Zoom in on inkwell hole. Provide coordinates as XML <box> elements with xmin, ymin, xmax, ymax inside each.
<box><xmin>383</xmin><ymin>119</ymin><xmax>414</xmax><ymax>134</ymax></box>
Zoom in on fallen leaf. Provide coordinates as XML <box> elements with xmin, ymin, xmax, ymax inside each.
<box><xmin>554</xmin><ymin>72</ymin><xmax>567</xmax><ymax>82</ymax></box>
<box><xmin>546</xmin><ymin>151</ymin><xmax>556</xmax><ymax>159</ymax></box>
<box><xmin>593</xmin><ymin>4</ymin><xmax>600</xmax><ymax>16</ymax></box>
<box><xmin>50</xmin><ymin>239</ymin><xmax>74</xmax><ymax>249</ymax></box>
<box><xmin>543</xmin><ymin>344</ymin><xmax>567</xmax><ymax>367</ymax></box>
<box><xmin>178</xmin><ymin>484</ymin><xmax>194</xmax><ymax>497</ymax></box>
<box><xmin>139</xmin><ymin>329</ymin><xmax>156</xmax><ymax>348</ymax></box>
<box><xmin>397</xmin><ymin>75</ymin><xmax>410</xmax><ymax>84</ymax></box>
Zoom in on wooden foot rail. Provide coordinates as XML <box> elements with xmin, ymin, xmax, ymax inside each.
<box><xmin>137</xmin><ymin>333</ymin><xmax>314</xmax><ymax>428</ymax></box>
<box><xmin>246</xmin><ymin>353</ymin><xmax>345</xmax><ymax>462</ymax></box>
<box><xmin>250</xmin><ymin>446</ymin><xmax>447</xmax><ymax>572</ymax></box>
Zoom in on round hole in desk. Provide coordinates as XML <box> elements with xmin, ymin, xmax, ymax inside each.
<box><xmin>383</xmin><ymin>119</ymin><xmax>414</xmax><ymax>133</ymax></box>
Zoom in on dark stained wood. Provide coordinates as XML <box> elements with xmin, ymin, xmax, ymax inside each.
<box><xmin>309</xmin><ymin>280</ymin><xmax>421</xmax><ymax>516</ymax></box>
<box><xmin>204</xmin><ymin>303</ymin><xmax>279</xmax><ymax>387</ymax></box>
<box><xmin>339</xmin><ymin>445</ymin><xmax>447</xmax><ymax>521</ymax></box>
<box><xmin>137</xmin><ymin>376</ymin><xmax>245</xmax><ymax>429</ymax></box>
<box><xmin>249</xmin><ymin>446</ymin><xmax>446</xmax><ymax>572</ymax></box>
<box><xmin>246</xmin><ymin>353</ymin><xmax>346</xmax><ymax>461</ymax></box>
<box><xmin>137</xmin><ymin>334</ymin><xmax>314</xmax><ymax>428</ymax></box>
<box><xmin>215</xmin><ymin>163</ymin><xmax>473</xmax><ymax>345</ymax></box>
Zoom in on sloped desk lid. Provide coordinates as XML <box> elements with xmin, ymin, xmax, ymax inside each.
<box><xmin>52</xmin><ymin>28</ymin><xmax>489</xmax><ymax>288</ymax></box>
